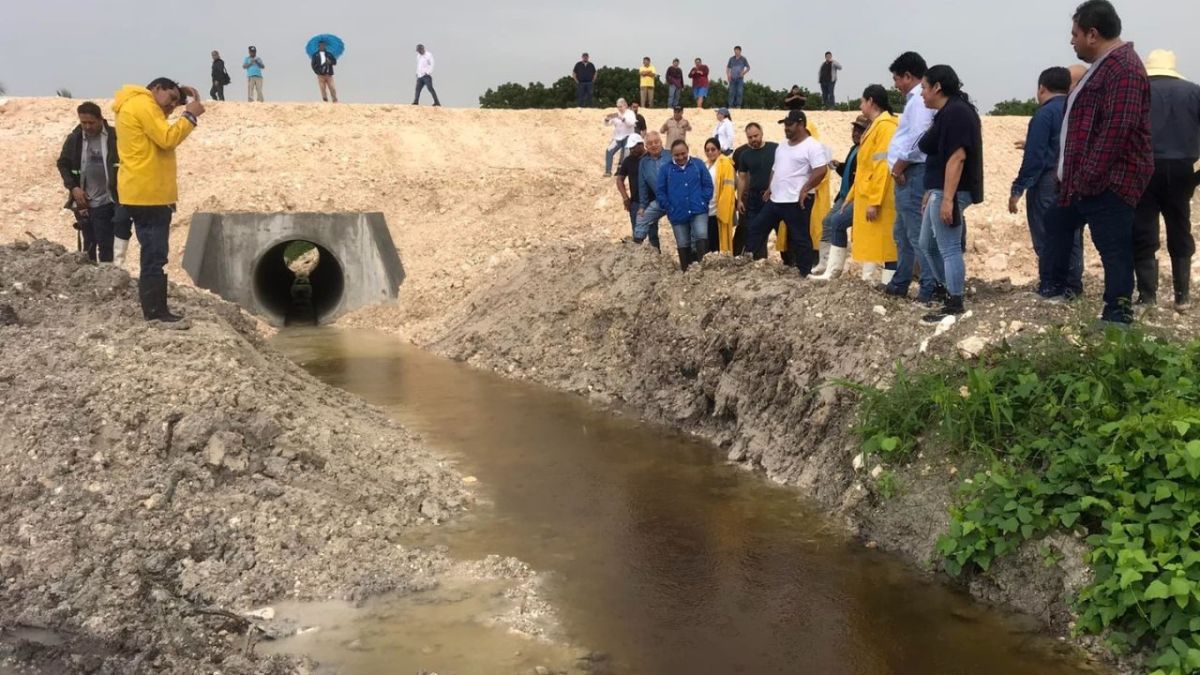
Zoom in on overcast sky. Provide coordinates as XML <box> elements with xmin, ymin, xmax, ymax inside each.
<box><xmin>2</xmin><ymin>0</ymin><xmax>1197</xmax><ymax>110</ymax></box>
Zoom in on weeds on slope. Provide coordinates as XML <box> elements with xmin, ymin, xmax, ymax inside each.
<box><xmin>854</xmin><ymin>327</ymin><xmax>1200</xmax><ymax>675</ymax></box>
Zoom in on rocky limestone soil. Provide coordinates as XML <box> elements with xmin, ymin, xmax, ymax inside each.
<box><xmin>0</xmin><ymin>240</ymin><xmax>550</xmax><ymax>674</ymax></box>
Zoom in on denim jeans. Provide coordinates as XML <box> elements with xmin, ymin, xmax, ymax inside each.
<box><xmin>635</xmin><ymin>200</ymin><xmax>665</xmax><ymax>248</ymax></box>
<box><xmin>83</xmin><ymin>203</ymin><xmax>119</xmax><ymax>262</ymax></box>
<box><xmin>823</xmin><ymin>197</ymin><xmax>853</xmax><ymax>247</ymax></box>
<box><xmin>670</xmin><ymin>213</ymin><xmax>708</xmax><ymax>249</ymax></box>
<box><xmin>820</xmin><ymin>82</ymin><xmax>835</xmax><ymax>108</ymax></box>
<box><xmin>127</xmin><ymin>205</ymin><xmax>172</xmax><ymax>278</ymax></box>
<box><xmin>746</xmin><ymin>197</ymin><xmax>816</xmax><ymax>274</ymax></box>
<box><xmin>414</xmin><ymin>75</ymin><xmax>440</xmax><ymax>105</ymax></box>
<box><xmin>919</xmin><ymin>190</ymin><xmax>972</xmax><ymax>296</ymax></box>
<box><xmin>604</xmin><ymin>140</ymin><xmax>628</xmax><ymax>175</ymax></box>
<box><xmin>728</xmin><ymin>79</ymin><xmax>745</xmax><ymax>107</ymax></box>
<box><xmin>668</xmin><ymin>84</ymin><xmax>680</xmax><ymax>109</ymax></box>
<box><xmin>733</xmin><ymin>190</ymin><xmax>765</xmax><ymax>256</ymax></box>
<box><xmin>1044</xmin><ymin>190</ymin><xmax>1135</xmax><ymax>323</ymax></box>
<box><xmin>577</xmin><ymin>81</ymin><xmax>594</xmax><ymax>107</ymax></box>
<box><xmin>887</xmin><ymin>163</ymin><xmax>938</xmax><ymax>298</ymax></box>
<box><xmin>1027</xmin><ymin>171</ymin><xmax>1083</xmax><ymax>295</ymax></box>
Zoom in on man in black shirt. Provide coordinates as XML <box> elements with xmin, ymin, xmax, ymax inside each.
<box><xmin>615</xmin><ymin>134</ymin><xmax>646</xmax><ymax>242</ymax></box>
<box><xmin>573</xmin><ymin>53</ymin><xmax>597</xmax><ymax>107</ymax></box>
<box><xmin>733</xmin><ymin>122</ymin><xmax>781</xmax><ymax>258</ymax></box>
<box><xmin>630</xmin><ymin>102</ymin><xmax>648</xmax><ymax>134</ymax></box>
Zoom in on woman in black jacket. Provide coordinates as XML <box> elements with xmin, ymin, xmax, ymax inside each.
<box><xmin>210</xmin><ymin>51</ymin><xmax>230</xmax><ymax>101</ymax></box>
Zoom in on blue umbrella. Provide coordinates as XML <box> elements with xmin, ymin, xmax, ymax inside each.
<box><xmin>306</xmin><ymin>34</ymin><xmax>345</xmax><ymax>59</ymax></box>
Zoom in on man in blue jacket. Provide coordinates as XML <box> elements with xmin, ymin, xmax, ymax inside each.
<box><xmin>635</xmin><ymin>131</ymin><xmax>673</xmax><ymax>250</ymax></box>
<box><xmin>1009</xmin><ymin>66</ymin><xmax>1081</xmax><ymax>297</ymax></box>
<box><xmin>656</xmin><ymin>139</ymin><xmax>713</xmax><ymax>270</ymax></box>
<box><xmin>311</xmin><ymin>40</ymin><xmax>338</xmax><ymax>103</ymax></box>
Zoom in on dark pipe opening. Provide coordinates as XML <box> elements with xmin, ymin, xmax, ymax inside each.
<box><xmin>253</xmin><ymin>240</ymin><xmax>345</xmax><ymax>325</ymax></box>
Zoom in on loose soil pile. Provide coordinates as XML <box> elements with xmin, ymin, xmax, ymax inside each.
<box><xmin>0</xmin><ymin>241</ymin><xmax>554</xmax><ymax>673</ymax></box>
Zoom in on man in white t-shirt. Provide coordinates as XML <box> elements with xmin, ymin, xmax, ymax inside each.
<box><xmin>744</xmin><ymin>109</ymin><xmax>829</xmax><ymax>276</ymax></box>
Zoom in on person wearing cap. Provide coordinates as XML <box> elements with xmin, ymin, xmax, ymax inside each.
<box><xmin>603</xmin><ymin>98</ymin><xmax>637</xmax><ymax>177</ymax></box>
<box><xmin>414</xmin><ymin>44</ymin><xmax>441</xmax><ymax>106</ymax></box>
<box><xmin>1132</xmin><ymin>49</ymin><xmax>1200</xmax><ymax>311</ymax></box>
<box><xmin>311</xmin><ymin>40</ymin><xmax>338</xmax><ymax>103</ymax></box>
<box><xmin>689</xmin><ymin>58</ymin><xmax>711</xmax><ymax>109</ymax></box>
<box><xmin>745</xmin><ymin>109</ymin><xmax>829</xmax><ymax>276</ymax></box>
<box><xmin>573</xmin><ymin>53</ymin><xmax>597</xmax><ymax>108</ymax></box>
<box><xmin>702</xmin><ymin>137</ymin><xmax>737</xmax><ymax>253</ymax></box>
<box><xmin>635</xmin><ymin>131</ymin><xmax>672</xmax><ymax>250</ymax></box>
<box><xmin>656</xmin><ymin>139</ymin><xmax>714</xmax><ymax>270</ymax></box>
<box><xmin>112</xmin><ymin>77</ymin><xmax>205</xmax><ymax>322</ymax></box>
<box><xmin>812</xmin><ymin>114</ymin><xmax>868</xmax><ymax>276</ymax></box>
<box><xmin>661</xmin><ymin>106</ymin><xmax>692</xmax><ymax>148</ymax></box>
<box><xmin>243</xmin><ymin>46</ymin><xmax>265</xmax><ymax>102</ymax></box>
<box><xmin>666</xmin><ymin>59</ymin><xmax>685</xmax><ymax>109</ymax></box>
<box><xmin>713</xmin><ymin>108</ymin><xmax>735</xmax><ymax>156</ymax></box>
<box><xmin>615</xmin><ymin>134</ymin><xmax>647</xmax><ymax>242</ymax></box>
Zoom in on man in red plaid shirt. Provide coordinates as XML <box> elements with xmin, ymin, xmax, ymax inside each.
<box><xmin>1040</xmin><ymin>0</ymin><xmax>1153</xmax><ymax>324</ymax></box>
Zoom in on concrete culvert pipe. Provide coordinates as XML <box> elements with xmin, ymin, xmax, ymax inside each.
<box><xmin>253</xmin><ymin>240</ymin><xmax>345</xmax><ymax>325</ymax></box>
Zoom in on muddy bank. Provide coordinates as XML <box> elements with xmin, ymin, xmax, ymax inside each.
<box><xmin>0</xmin><ymin>241</ymin><xmax>558</xmax><ymax>673</ymax></box>
<box><xmin>403</xmin><ymin>243</ymin><xmax>1200</xmax><ymax>673</ymax></box>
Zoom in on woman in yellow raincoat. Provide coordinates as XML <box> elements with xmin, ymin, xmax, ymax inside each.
<box><xmin>821</xmin><ymin>85</ymin><xmax>899</xmax><ymax>283</ymax></box>
<box><xmin>703</xmin><ymin>137</ymin><xmax>737</xmax><ymax>253</ymax></box>
<box><xmin>775</xmin><ymin>120</ymin><xmax>833</xmax><ymax>263</ymax></box>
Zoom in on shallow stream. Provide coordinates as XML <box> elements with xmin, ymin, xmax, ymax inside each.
<box><xmin>269</xmin><ymin>327</ymin><xmax>1102</xmax><ymax>675</ymax></box>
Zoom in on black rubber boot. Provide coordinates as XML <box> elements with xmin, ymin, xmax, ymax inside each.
<box><xmin>142</xmin><ymin>276</ymin><xmax>184</xmax><ymax>322</ymax></box>
<box><xmin>1173</xmin><ymin>256</ymin><xmax>1192</xmax><ymax>310</ymax></box>
<box><xmin>138</xmin><ymin>277</ymin><xmax>157</xmax><ymax>321</ymax></box>
<box><xmin>922</xmin><ymin>295</ymin><xmax>965</xmax><ymax>324</ymax></box>
<box><xmin>693</xmin><ymin>238</ymin><xmax>709</xmax><ymax>260</ymax></box>
<box><xmin>1134</xmin><ymin>256</ymin><xmax>1158</xmax><ymax>306</ymax></box>
<box><xmin>676</xmin><ymin>247</ymin><xmax>693</xmax><ymax>272</ymax></box>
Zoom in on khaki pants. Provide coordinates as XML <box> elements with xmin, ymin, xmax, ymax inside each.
<box><xmin>640</xmin><ymin>86</ymin><xmax>654</xmax><ymax>108</ymax></box>
<box><xmin>318</xmin><ymin>75</ymin><xmax>337</xmax><ymax>102</ymax></box>
<box><xmin>248</xmin><ymin>76</ymin><xmax>264</xmax><ymax>102</ymax></box>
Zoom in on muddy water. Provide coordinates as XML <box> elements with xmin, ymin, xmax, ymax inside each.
<box><xmin>271</xmin><ymin>328</ymin><xmax>1102</xmax><ymax>675</ymax></box>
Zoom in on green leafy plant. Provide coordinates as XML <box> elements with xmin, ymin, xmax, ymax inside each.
<box><xmin>989</xmin><ymin>98</ymin><xmax>1040</xmax><ymax>116</ymax></box>
<box><xmin>854</xmin><ymin>328</ymin><xmax>1200</xmax><ymax>674</ymax></box>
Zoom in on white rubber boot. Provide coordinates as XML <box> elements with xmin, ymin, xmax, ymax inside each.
<box><xmin>811</xmin><ymin>242</ymin><xmax>831</xmax><ymax>275</ymax></box>
<box><xmin>113</xmin><ymin>237</ymin><xmax>129</xmax><ymax>266</ymax></box>
<box><xmin>861</xmin><ymin>263</ymin><xmax>878</xmax><ymax>284</ymax></box>
<box><xmin>881</xmin><ymin>269</ymin><xmax>896</xmax><ymax>286</ymax></box>
<box><xmin>814</xmin><ymin>246</ymin><xmax>848</xmax><ymax>281</ymax></box>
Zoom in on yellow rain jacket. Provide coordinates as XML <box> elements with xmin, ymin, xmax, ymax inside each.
<box><xmin>711</xmin><ymin>154</ymin><xmax>737</xmax><ymax>252</ymax></box>
<box><xmin>112</xmin><ymin>85</ymin><xmax>195</xmax><ymax>206</ymax></box>
<box><xmin>777</xmin><ymin>121</ymin><xmax>833</xmax><ymax>253</ymax></box>
<box><xmin>846</xmin><ymin>112</ymin><xmax>899</xmax><ymax>263</ymax></box>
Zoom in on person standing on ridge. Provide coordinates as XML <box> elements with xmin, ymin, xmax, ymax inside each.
<box><xmin>714</xmin><ymin>108</ymin><xmax>735</xmax><ymax>156</ymax></box>
<box><xmin>666</xmin><ymin>59</ymin><xmax>685</xmax><ymax>109</ymax></box>
<box><xmin>243</xmin><ymin>46</ymin><xmax>265</xmax><ymax>102</ymax></box>
<box><xmin>414</xmin><ymin>44</ymin><xmax>441</xmax><ymax>106</ymax></box>
<box><xmin>726</xmin><ymin>46</ymin><xmax>751</xmax><ymax>108</ymax></box>
<box><xmin>573</xmin><ymin>52</ymin><xmax>597</xmax><ymax>107</ymax></box>
<box><xmin>690</xmin><ymin>58</ymin><xmax>711</xmax><ymax>109</ymax></box>
<box><xmin>639</xmin><ymin>57</ymin><xmax>657</xmax><ymax>108</ymax></box>
<box><xmin>210</xmin><ymin>51</ymin><xmax>229</xmax><ymax>101</ymax></box>
<box><xmin>311</xmin><ymin>40</ymin><xmax>338</xmax><ymax>103</ymax></box>
<box><xmin>819</xmin><ymin>52</ymin><xmax>843</xmax><ymax>108</ymax></box>
<box><xmin>112</xmin><ymin>78</ymin><xmax>205</xmax><ymax>322</ymax></box>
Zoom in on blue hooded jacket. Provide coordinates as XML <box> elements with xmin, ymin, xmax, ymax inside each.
<box><xmin>656</xmin><ymin>156</ymin><xmax>714</xmax><ymax>225</ymax></box>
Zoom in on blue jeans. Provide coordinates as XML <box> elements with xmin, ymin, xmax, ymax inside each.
<box><xmin>127</xmin><ymin>205</ymin><xmax>172</xmax><ymax>278</ymax></box>
<box><xmin>668</xmin><ymin>84</ymin><xmax>680</xmax><ymax>109</ymax></box>
<box><xmin>728</xmin><ymin>79</ymin><xmax>745</xmax><ymax>107</ymax></box>
<box><xmin>823</xmin><ymin>197</ymin><xmax>853</xmax><ymax>247</ymax></box>
<box><xmin>1027</xmin><ymin>171</ymin><xmax>1083</xmax><ymax>295</ymax></box>
<box><xmin>919</xmin><ymin>190</ymin><xmax>972</xmax><ymax>296</ymax></box>
<box><xmin>746</xmin><ymin>197</ymin><xmax>816</xmax><ymax>274</ymax></box>
<box><xmin>1044</xmin><ymin>190</ymin><xmax>1134</xmax><ymax>323</ymax></box>
<box><xmin>820</xmin><ymin>82</ymin><xmax>835</xmax><ymax>108</ymax></box>
<box><xmin>635</xmin><ymin>200</ymin><xmax>665</xmax><ymax>248</ymax></box>
<box><xmin>887</xmin><ymin>163</ymin><xmax>938</xmax><ymax>298</ymax></box>
<box><xmin>577</xmin><ymin>81</ymin><xmax>594</xmax><ymax>107</ymax></box>
<box><xmin>670</xmin><ymin>213</ymin><xmax>708</xmax><ymax>249</ymax></box>
<box><xmin>414</xmin><ymin>75</ymin><xmax>440</xmax><ymax>105</ymax></box>
<box><xmin>604</xmin><ymin>140</ymin><xmax>628</xmax><ymax>175</ymax></box>
<box><xmin>91</xmin><ymin>203</ymin><xmax>133</xmax><ymax>262</ymax></box>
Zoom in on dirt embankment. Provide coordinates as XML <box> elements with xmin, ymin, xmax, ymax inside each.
<box><xmin>405</xmin><ymin>243</ymin><xmax>1200</xmax><ymax>673</ymax></box>
<box><xmin>0</xmin><ymin>241</ymin><xmax>556</xmax><ymax>674</ymax></box>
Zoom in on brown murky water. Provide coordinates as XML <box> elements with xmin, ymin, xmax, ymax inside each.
<box><xmin>270</xmin><ymin>328</ymin><xmax>1104</xmax><ymax>675</ymax></box>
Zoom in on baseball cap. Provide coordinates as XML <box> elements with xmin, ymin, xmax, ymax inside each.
<box><xmin>625</xmin><ymin>134</ymin><xmax>645</xmax><ymax>149</ymax></box>
<box><xmin>249</xmin><ymin>45</ymin><xmax>256</xmax><ymax>51</ymax></box>
<box><xmin>779</xmin><ymin>109</ymin><xmax>808</xmax><ymax>126</ymax></box>
<box><xmin>852</xmin><ymin>114</ymin><xmax>871</xmax><ymax>130</ymax></box>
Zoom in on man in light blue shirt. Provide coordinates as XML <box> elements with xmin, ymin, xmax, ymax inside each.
<box><xmin>243</xmin><ymin>46</ymin><xmax>265</xmax><ymax>102</ymax></box>
<box><xmin>635</xmin><ymin>131</ymin><xmax>673</xmax><ymax>250</ymax></box>
<box><xmin>884</xmin><ymin>51</ymin><xmax>941</xmax><ymax>302</ymax></box>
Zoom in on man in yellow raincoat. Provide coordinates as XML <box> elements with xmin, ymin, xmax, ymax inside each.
<box><xmin>113</xmin><ymin>77</ymin><xmax>205</xmax><ymax>322</ymax></box>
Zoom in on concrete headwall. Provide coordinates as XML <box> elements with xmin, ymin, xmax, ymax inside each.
<box><xmin>182</xmin><ymin>212</ymin><xmax>404</xmax><ymax>326</ymax></box>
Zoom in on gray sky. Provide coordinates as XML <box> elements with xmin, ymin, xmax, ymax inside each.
<box><xmin>2</xmin><ymin>0</ymin><xmax>1197</xmax><ymax>110</ymax></box>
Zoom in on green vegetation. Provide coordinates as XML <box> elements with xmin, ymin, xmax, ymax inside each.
<box><xmin>855</xmin><ymin>328</ymin><xmax>1200</xmax><ymax>674</ymax></box>
<box><xmin>989</xmin><ymin>98</ymin><xmax>1040</xmax><ymax>116</ymax></box>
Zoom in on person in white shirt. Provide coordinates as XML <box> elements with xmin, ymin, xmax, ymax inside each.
<box><xmin>744</xmin><ymin>109</ymin><xmax>830</xmax><ymax>276</ymax></box>
<box><xmin>413</xmin><ymin>44</ymin><xmax>441</xmax><ymax>106</ymax></box>
<box><xmin>713</xmin><ymin>107</ymin><xmax>735</xmax><ymax>155</ymax></box>
<box><xmin>603</xmin><ymin>98</ymin><xmax>637</xmax><ymax>177</ymax></box>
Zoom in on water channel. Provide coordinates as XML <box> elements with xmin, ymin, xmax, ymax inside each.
<box><xmin>268</xmin><ymin>327</ymin><xmax>1104</xmax><ymax>675</ymax></box>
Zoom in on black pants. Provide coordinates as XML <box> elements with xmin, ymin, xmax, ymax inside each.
<box><xmin>78</xmin><ymin>203</ymin><xmax>113</xmax><ymax>261</ymax></box>
<box><xmin>734</xmin><ymin>190</ymin><xmax>770</xmax><ymax>257</ymax></box>
<box><xmin>746</xmin><ymin>196</ymin><xmax>816</xmax><ymax>275</ymax></box>
<box><xmin>210</xmin><ymin>80</ymin><xmax>225</xmax><ymax>101</ymax></box>
<box><xmin>414</xmin><ymin>75</ymin><xmax>441</xmax><ymax>105</ymax></box>
<box><xmin>1044</xmin><ymin>190</ymin><xmax>1135</xmax><ymax>323</ymax></box>
<box><xmin>127</xmin><ymin>205</ymin><xmax>173</xmax><ymax>278</ymax></box>
<box><xmin>1134</xmin><ymin>158</ymin><xmax>1196</xmax><ymax>263</ymax></box>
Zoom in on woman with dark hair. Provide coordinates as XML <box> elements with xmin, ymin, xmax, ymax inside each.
<box><xmin>916</xmin><ymin>65</ymin><xmax>984</xmax><ymax>322</ymax></box>
<box><xmin>703</xmin><ymin>137</ymin><xmax>737</xmax><ymax>253</ymax></box>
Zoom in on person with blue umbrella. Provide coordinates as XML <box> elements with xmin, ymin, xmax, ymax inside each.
<box><xmin>306</xmin><ymin>34</ymin><xmax>344</xmax><ymax>103</ymax></box>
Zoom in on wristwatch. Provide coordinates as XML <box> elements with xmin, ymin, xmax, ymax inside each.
<box><xmin>182</xmin><ymin>112</ymin><xmax>198</xmax><ymax>126</ymax></box>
